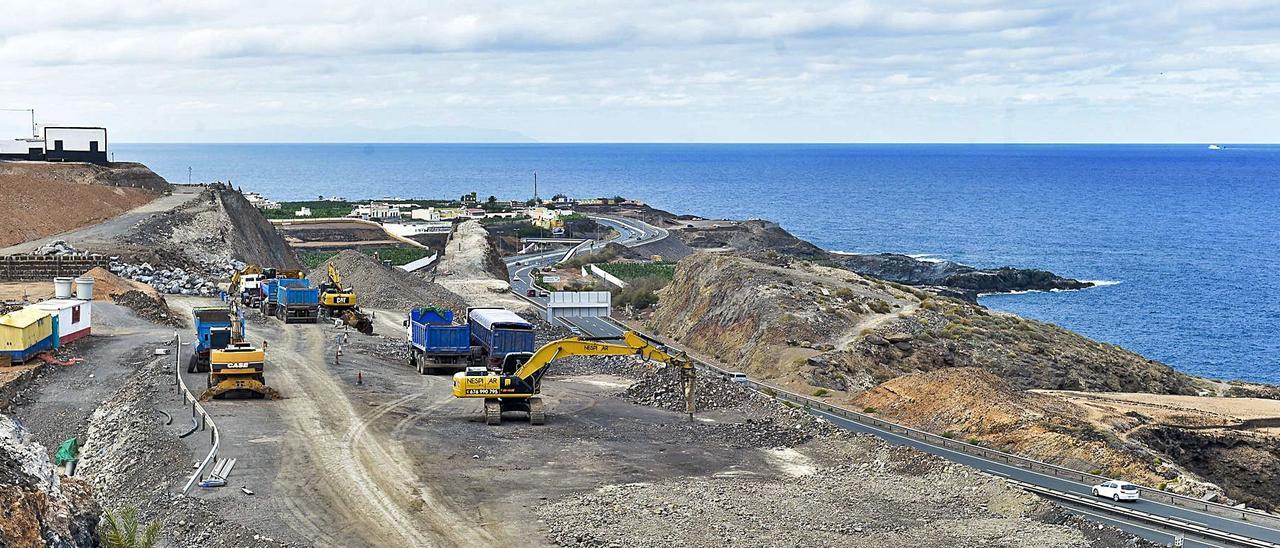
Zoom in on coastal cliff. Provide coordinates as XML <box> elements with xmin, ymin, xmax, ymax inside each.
<box><xmin>585</xmin><ymin>203</ymin><xmax>1091</xmax><ymax>298</ymax></box>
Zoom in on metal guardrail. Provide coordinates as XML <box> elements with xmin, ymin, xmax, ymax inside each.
<box><xmin>595</xmin><ymin>317</ymin><xmax>1280</xmax><ymax>537</ymax></box>
<box><xmin>504</xmin><ymin>253</ymin><xmax>1280</xmax><ymax>538</ymax></box>
<box><xmin>559</xmin><ymin>239</ymin><xmax>593</xmax><ymax>264</ymax></box>
<box><xmin>172</xmin><ymin>332</ymin><xmax>220</xmax><ymax>494</ymax></box>
<box><xmin>746</xmin><ymin>382</ymin><xmax>1280</xmax><ymax>530</ymax></box>
<box><xmin>1006</xmin><ymin>477</ymin><xmax>1280</xmax><ymax>547</ymax></box>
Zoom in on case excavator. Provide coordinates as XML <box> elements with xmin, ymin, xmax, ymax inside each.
<box><xmin>451</xmin><ymin>331</ymin><xmax>695</xmax><ymax>425</ymax></box>
<box><xmin>318</xmin><ymin>263</ymin><xmax>374</xmax><ymax>334</ymax></box>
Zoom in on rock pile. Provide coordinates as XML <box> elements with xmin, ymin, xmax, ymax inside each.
<box><xmin>0</xmin><ymin>413</ymin><xmax>100</xmax><ymax>547</ymax></box>
<box><xmin>309</xmin><ymin>250</ymin><xmax>466</xmax><ymax>313</ymax></box>
<box><xmin>111</xmin><ymin>290</ymin><xmax>182</xmax><ymax>327</ymax></box>
<box><xmin>109</xmin><ymin>259</ymin><xmax>234</xmax><ymax>297</ymax></box>
<box><xmin>33</xmin><ymin>239</ymin><xmax>86</xmax><ymax>256</ymax></box>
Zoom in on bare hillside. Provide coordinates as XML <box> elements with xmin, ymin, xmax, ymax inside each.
<box><xmin>0</xmin><ymin>162</ymin><xmax>168</xmax><ymax>248</ymax></box>
<box><xmin>650</xmin><ymin>252</ymin><xmax>1195</xmax><ymax>394</ymax></box>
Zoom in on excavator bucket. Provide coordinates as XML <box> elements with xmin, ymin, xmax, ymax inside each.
<box><xmin>338</xmin><ymin>309</ymin><xmax>375</xmax><ymax>335</ymax></box>
<box><xmin>198</xmin><ymin>377</ymin><xmax>282</xmax><ymax>401</ymax></box>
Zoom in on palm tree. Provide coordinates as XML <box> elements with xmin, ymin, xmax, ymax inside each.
<box><xmin>102</xmin><ymin>507</ymin><xmax>161</xmax><ymax>548</ymax></box>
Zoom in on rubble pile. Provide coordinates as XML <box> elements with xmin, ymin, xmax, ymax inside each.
<box><xmin>109</xmin><ymin>259</ymin><xmax>234</xmax><ymax>297</ymax></box>
<box><xmin>309</xmin><ymin>250</ymin><xmax>466</xmax><ymax>313</ymax></box>
<box><xmin>0</xmin><ymin>413</ymin><xmax>100</xmax><ymax>547</ymax></box>
<box><xmin>33</xmin><ymin>239</ymin><xmax>89</xmax><ymax>256</ymax></box>
<box><xmin>539</xmin><ymin>434</ymin><xmax>1152</xmax><ymax>548</ymax></box>
<box><xmin>78</xmin><ymin>357</ymin><xmax>291</xmax><ymax>547</ymax></box>
<box><xmin>625</xmin><ymin>366</ymin><xmax>759</xmax><ymax>412</ymax></box>
<box><xmin>111</xmin><ymin>290</ymin><xmax>182</xmax><ymax>327</ymax></box>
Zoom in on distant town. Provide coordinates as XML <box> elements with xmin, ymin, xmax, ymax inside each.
<box><xmin>244</xmin><ymin>191</ymin><xmax>641</xmax><ymax>239</ymax></box>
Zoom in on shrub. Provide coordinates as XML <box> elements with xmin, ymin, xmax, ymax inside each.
<box><xmin>967</xmin><ymin>437</ymin><xmax>981</xmax><ymax>445</ymax></box>
<box><xmin>942</xmin><ymin>431</ymin><xmax>956</xmax><ymax>439</ymax></box>
<box><xmin>103</xmin><ymin>507</ymin><xmax>160</xmax><ymax>548</ymax></box>
<box><xmin>863</xmin><ymin>406</ymin><xmax>877</xmax><ymax>414</ymax></box>
<box><xmin>833</xmin><ymin>287</ymin><xmax>855</xmax><ymax>300</ymax></box>
<box><xmin>867</xmin><ymin>299</ymin><xmax>892</xmax><ymax>314</ymax></box>
<box><xmin>813</xmin><ymin>388</ymin><xmax>830</xmax><ymax>397</ymax></box>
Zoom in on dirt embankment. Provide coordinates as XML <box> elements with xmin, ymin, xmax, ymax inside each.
<box><xmin>118</xmin><ymin>184</ymin><xmax>300</xmax><ymax>274</ymax></box>
<box><xmin>650</xmin><ymin>252</ymin><xmax>1194</xmax><ymax>395</ymax></box>
<box><xmin>433</xmin><ymin>220</ymin><xmax>524</xmax><ymax>309</ymax></box>
<box><xmin>308</xmin><ymin>249</ymin><xmax>466</xmax><ymax>314</ymax></box>
<box><xmin>0</xmin><ymin>162</ymin><xmax>169</xmax><ymax>248</ymax></box>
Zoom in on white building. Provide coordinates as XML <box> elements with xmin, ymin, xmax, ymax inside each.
<box><xmin>295</xmin><ymin>207</ymin><xmax>312</xmax><ymax>217</ymax></box>
<box><xmin>350</xmin><ymin>203</ymin><xmax>403</xmax><ymax>221</ymax></box>
<box><xmin>244</xmin><ymin>192</ymin><xmax>280</xmax><ymax>210</ymax></box>
<box><xmin>31</xmin><ymin>299</ymin><xmax>91</xmax><ymax>344</ymax></box>
<box><xmin>43</xmin><ymin>127</ymin><xmax>107</xmax><ymax>164</ymax></box>
<box><xmin>410</xmin><ymin>208</ymin><xmax>441</xmax><ymax>222</ymax></box>
<box><xmin>383</xmin><ymin>221</ymin><xmax>451</xmax><ymax>237</ymax></box>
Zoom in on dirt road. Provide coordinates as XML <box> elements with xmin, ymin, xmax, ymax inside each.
<box><xmin>0</xmin><ymin>186</ymin><xmax>202</xmax><ymax>255</ymax></box>
<box><xmin>173</xmin><ymin>297</ymin><xmax>496</xmax><ymax>547</ymax></box>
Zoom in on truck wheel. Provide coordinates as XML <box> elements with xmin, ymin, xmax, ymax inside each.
<box><xmin>408</xmin><ymin>348</ymin><xmax>417</xmax><ymax>367</ymax></box>
<box><xmin>484</xmin><ymin>399</ymin><xmax>502</xmax><ymax>426</ymax></box>
<box><xmin>187</xmin><ymin>354</ymin><xmax>197</xmax><ymax>374</ymax></box>
<box><xmin>528</xmin><ymin>397</ymin><xmax>545</xmax><ymax>426</ymax></box>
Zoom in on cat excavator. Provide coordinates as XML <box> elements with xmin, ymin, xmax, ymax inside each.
<box><xmin>318</xmin><ymin>263</ymin><xmax>374</xmax><ymax>334</ymax></box>
<box><xmin>452</xmin><ymin>331</ymin><xmax>695</xmax><ymax>425</ymax></box>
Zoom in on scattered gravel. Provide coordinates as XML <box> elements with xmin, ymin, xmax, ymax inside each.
<box><xmin>309</xmin><ymin>250</ymin><xmax>466</xmax><ymax>314</ymax></box>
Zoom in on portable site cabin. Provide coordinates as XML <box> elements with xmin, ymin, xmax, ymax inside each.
<box><xmin>32</xmin><ymin>299</ymin><xmax>91</xmax><ymax>344</ymax></box>
<box><xmin>0</xmin><ymin>308</ymin><xmax>58</xmax><ymax>363</ymax></box>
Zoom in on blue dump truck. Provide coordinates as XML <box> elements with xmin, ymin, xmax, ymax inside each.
<box><xmin>276</xmin><ymin>285</ymin><xmax>320</xmax><ymax>324</ymax></box>
<box><xmin>467</xmin><ymin>307</ymin><xmax>535</xmax><ymax>373</ymax></box>
<box><xmin>406</xmin><ymin>307</ymin><xmax>472</xmax><ymax>375</ymax></box>
<box><xmin>260</xmin><ymin>278</ymin><xmax>307</xmax><ymax>317</ymax></box>
<box><xmin>189</xmin><ymin>305</ymin><xmax>244</xmax><ymax>373</ymax></box>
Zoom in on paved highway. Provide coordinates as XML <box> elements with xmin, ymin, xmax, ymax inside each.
<box><xmin>502</xmin><ymin>213</ymin><xmax>1280</xmax><ymax>547</ymax></box>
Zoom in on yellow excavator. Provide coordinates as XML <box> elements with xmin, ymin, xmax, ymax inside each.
<box><xmin>452</xmin><ymin>331</ymin><xmax>695</xmax><ymax>425</ymax></box>
<box><xmin>318</xmin><ymin>263</ymin><xmax>374</xmax><ymax>334</ymax></box>
<box><xmin>198</xmin><ymin>342</ymin><xmax>282</xmax><ymax>401</ymax></box>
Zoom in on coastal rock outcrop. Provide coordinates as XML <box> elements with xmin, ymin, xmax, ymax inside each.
<box><xmin>833</xmin><ymin>253</ymin><xmax>1092</xmax><ymax>297</ymax></box>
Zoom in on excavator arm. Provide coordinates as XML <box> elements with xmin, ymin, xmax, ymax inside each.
<box><xmin>452</xmin><ymin>331</ymin><xmax>697</xmax><ymax>425</ymax></box>
<box><xmin>327</xmin><ymin>263</ymin><xmax>342</xmax><ymax>289</ymax></box>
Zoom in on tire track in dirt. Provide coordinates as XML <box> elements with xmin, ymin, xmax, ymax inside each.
<box><xmin>268</xmin><ymin>323</ymin><xmax>490</xmax><ymax>547</ymax></box>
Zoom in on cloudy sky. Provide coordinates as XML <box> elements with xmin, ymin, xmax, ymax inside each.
<box><xmin>1</xmin><ymin>1</ymin><xmax>1278</xmax><ymax>143</ymax></box>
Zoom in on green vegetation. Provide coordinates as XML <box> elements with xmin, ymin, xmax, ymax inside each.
<box><xmin>300</xmin><ymin>246</ymin><xmax>431</xmax><ymax>268</ymax></box>
<box><xmin>599</xmin><ymin>262</ymin><xmax>675</xmax><ymax>282</ymax></box>
<box><xmin>967</xmin><ymin>437</ymin><xmax>982</xmax><ymax>445</ymax></box>
<box><xmin>102</xmin><ymin>507</ymin><xmax>160</xmax><ymax>548</ymax></box>
<box><xmin>942</xmin><ymin>431</ymin><xmax>956</xmax><ymax>439</ymax></box>
<box><xmin>867</xmin><ymin>299</ymin><xmax>892</xmax><ymax>314</ymax></box>
<box><xmin>261</xmin><ymin>200</ymin><xmax>356</xmax><ymax>219</ymax></box>
<box><xmin>863</xmin><ymin>406</ymin><xmax>877</xmax><ymax>414</ymax></box>
<box><xmin>614</xmin><ymin>275</ymin><xmax>665</xmax><ymax>310</ymax></box>
<box><xmin>833</xmin><ymin>287</ymin><xmax>855</xmax><ymax>300</ymax></box>
<box><xmin>813</xmin><ymin>388</ymin><xmax>830</xmax><ymax>397</ymax></box>
<box><xmin>562</xmin><ymin>248</ymin><xmax>618</xmax><ymax>268</ymax></box>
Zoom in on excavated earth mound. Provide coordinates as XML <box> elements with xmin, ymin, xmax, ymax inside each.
<box><xmin>119</xmin><ymin>184</ymin><xmax>300</xmax><ymax>274</ymax></box>
<box><xmin>0</xmin><ymin>162</ymin><xmax>166</xmax><ymax>248</ymax></box>
<box><xmin>309</xmin><ymin>249</ymin><xmax>466</xmax><ymax>313</ymax></box>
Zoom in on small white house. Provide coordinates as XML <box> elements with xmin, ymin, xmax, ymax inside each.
<box><xmin>295</xmin><ymin>207</ymin><xmax>312</xmax><ymax>217</ymax></box>
<box><xmin>31</xmin><ymin>299</ymin><xmax>91</xmax><ymax>344</ymax></box>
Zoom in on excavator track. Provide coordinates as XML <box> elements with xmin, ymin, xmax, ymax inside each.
<box><xmin>484</xmin><ymin>399</ymin><xmax>502</xmax><ymax>426</ymax></box>
<box><xmin>528</xmin><ymin>397</ymin><xmax>545</xmax><ymax>425</ymax></box>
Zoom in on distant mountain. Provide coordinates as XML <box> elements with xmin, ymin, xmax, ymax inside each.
<box><xmin>135</xmin><ymin>124</ymin><xmax>537</xmax><ymax>143</ymax></box>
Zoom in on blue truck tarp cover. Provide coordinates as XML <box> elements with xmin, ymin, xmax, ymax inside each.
<box><xmin>410</xmin><ymin>307</ymin><xmax>469</xmax><ymax>353</ymax></box>
<box><xmin>279</xmin><ymin>286</ymin><xmax>320</xmax><ymax>306</ymax></box>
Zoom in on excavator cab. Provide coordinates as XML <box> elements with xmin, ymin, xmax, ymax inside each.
<box><xmin>500</xmin><ymin>352</ymin><xmax>532</xmax><ymax>376</ymax></box>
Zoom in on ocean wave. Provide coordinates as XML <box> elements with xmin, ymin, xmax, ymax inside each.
<box><xmin>906</xmin><ymin>253</ymin><xmax>948</xmax><ymax>264</ymax></box>
<box><xmin>1082</xmin><ymin>280</ymin><xmax>1122</xmax><ymax>287</ymax></box>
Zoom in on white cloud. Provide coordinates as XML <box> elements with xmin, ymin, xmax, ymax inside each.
<box><xmin>0</xmin><ymin>1</ymin><xmax>1278</xmax><ymax>142</ymax></box>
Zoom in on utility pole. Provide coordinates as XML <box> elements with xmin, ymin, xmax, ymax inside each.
<box><xmin>188</xmin><ymin>166</ymin><xmax>192</xmax><ymax>185</ymax></box>
<box><xmin>533</xmin><ymin>171</ymin><xmax>538</xmax><ymax>204</ymax></box>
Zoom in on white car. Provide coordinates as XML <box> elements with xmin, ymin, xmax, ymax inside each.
<box><xmin>1093</xmin><ymin>481</ymin><xmax>1140</xmax><ymax>502</ymax></box>
<box><xmin>727</xmin><ymin>372</ymin><xmax>749</xmax><ymax>384</ymax></box>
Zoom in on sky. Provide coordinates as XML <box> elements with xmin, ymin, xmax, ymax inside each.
<box><xmin>1</xmin><ymin>1</ymin><xmax>1279</xmax><ymax>143</ymax></box>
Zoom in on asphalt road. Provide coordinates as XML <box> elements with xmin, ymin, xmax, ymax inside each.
<box><xmin>499</xmin><ymin>212</ymin><xmax>1280</xmax><ymax>547</ymax></box>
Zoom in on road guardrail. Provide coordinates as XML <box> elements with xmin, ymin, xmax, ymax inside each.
<box><xmin>172</xmin><ymin>332</ymin><xmax>221</xmax><ymax>495</ymax></box>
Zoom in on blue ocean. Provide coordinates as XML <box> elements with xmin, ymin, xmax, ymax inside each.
<box><xmin>113</xmin><ymin>143</ymin><xmax>1280</xmax><ymax>383</ymax></box>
